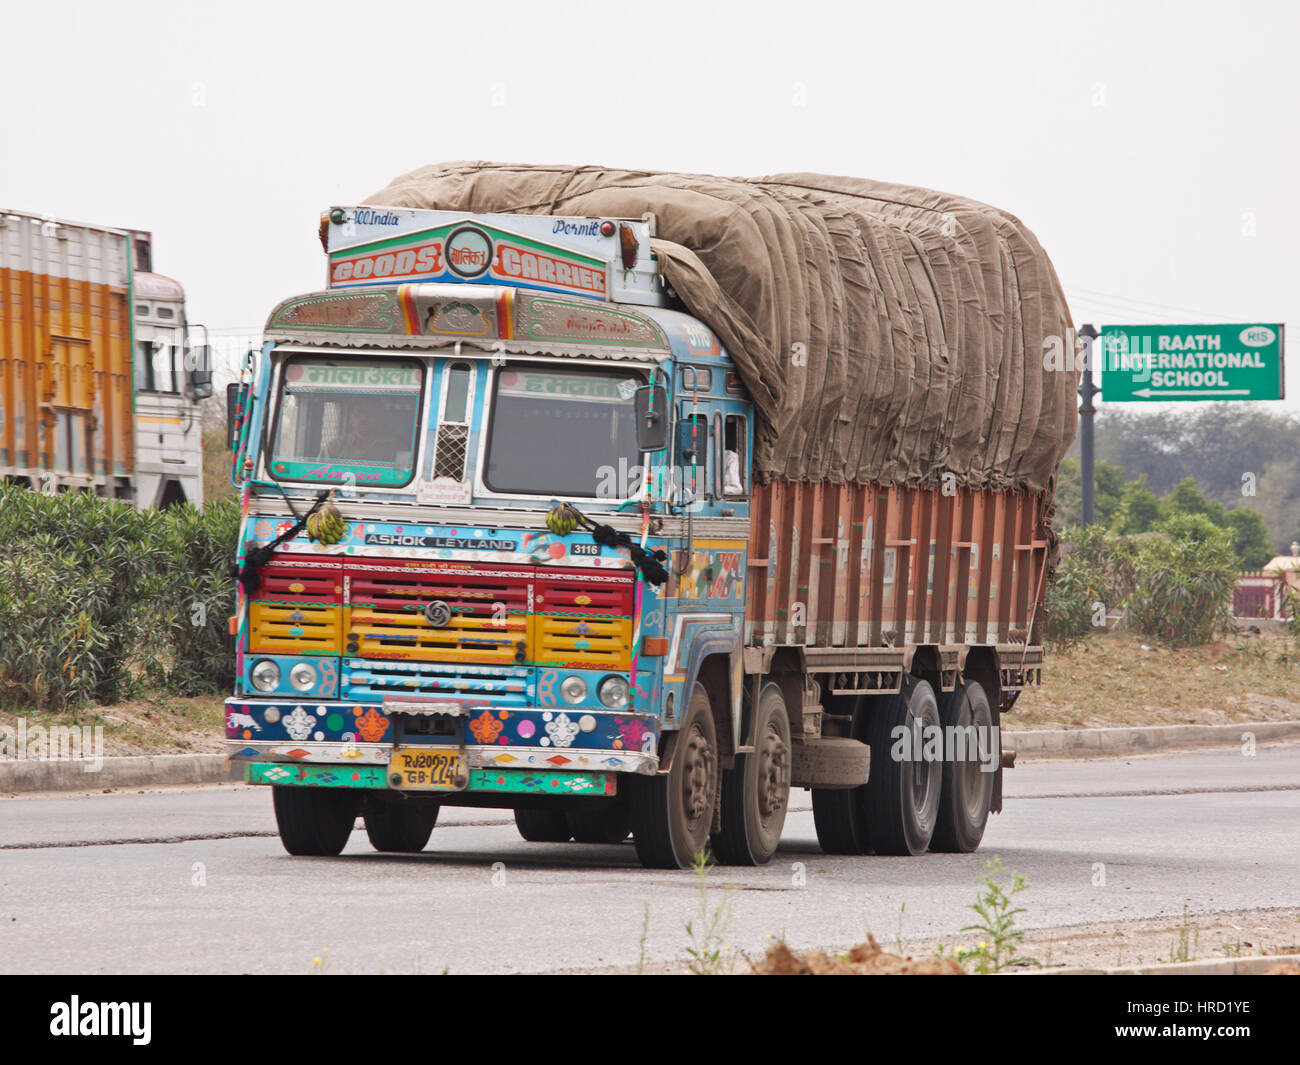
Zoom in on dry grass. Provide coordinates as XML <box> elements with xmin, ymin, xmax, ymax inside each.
<box><xmin>1013</xmin><ymin>630</ymin><xmax>1300</xmax><ymax>729</ymax></box>
<box><xmin>1</xmin><ymin>692</ymin><xmax>227</xmax><ymax>757</ymax></box>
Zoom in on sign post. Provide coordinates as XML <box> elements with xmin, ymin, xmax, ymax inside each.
<box><xmin>1100</xmin><ymin>324</ymin><xmax>1285</xmax><ymax>402</ymax></box>
<box><xmin>1078</xmin><ymin>324</ymin><xmax>1099</xmax><ymax>526</ymax></box>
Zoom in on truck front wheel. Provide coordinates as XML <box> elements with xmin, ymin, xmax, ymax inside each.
<box><xmin>713</xmin><ymin>682</ymin><xmax>790</xmax><ymax>865</ymax></box>
<box><xmin>864</xmin><ymin>678</ymin><xmax>942</xmax><ymax>855</ymax></box>
<box><xmin>630</xmin><ymin>682</ymin><xmax>719</xmax><ymax>869</ymax></box>
<box><xmin>271</xmin><ymin>786</ymin><xmax>359</xmax><ymax>856</ymax></box>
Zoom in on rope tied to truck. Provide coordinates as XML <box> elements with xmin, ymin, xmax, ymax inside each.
<box><xmin>544</xmin><ymin>502</ymin><xmax>668</xmax><ymax>586</ymax></box>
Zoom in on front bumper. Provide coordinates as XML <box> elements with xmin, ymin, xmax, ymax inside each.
<box><xmin>242</xmin><ymin>761</ymin><xmax>620</xmax><ymax>795</ymax></box>
<box><xmin>225</xmin><ymin>698</ymin><xmax>660</xmax><ymax>793</ymax></box>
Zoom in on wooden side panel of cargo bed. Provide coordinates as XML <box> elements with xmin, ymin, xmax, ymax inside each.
<box><xmin>0</xmin><ymin>262</ymin><xmax>132</xmax><ymax>478</ymax></box>
<box><xmin>746</xmin><ymin>480</ymin><xmax>1051</xmax><ymax>652</ymax></box>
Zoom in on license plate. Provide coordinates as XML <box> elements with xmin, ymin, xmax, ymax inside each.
<box><xmin>389</xmin><ymin>747</ymin><xmax>465</xmax><ymax>791</ymax></box>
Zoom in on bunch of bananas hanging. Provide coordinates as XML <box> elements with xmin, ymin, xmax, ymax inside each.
<box><xmin>545</xmin><ymin>502</ymin><xmax>582</xmax><ymax>536</ymax></box>
<box><xmin>305</xmin><ymin>494</ymin><xmax>347</xmax><ymax>545</ymax></box>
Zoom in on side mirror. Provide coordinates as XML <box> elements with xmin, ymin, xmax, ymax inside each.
<box><xmin>634</xmin><ymin>384</ymin><xmax>669</xmax><ymax>452</ymax></box>
<box><xmin>185</xmin><ymin>325</ymin><xmax>214</xmax><ymax>399</ymax></box>
<box><xmin>189</xmin><ymin>357</ymin><xmax>214</xmax><ymax>400</ymax></box>
<box><xmin>227</xmin><ymin>382</ymin><xmax>249</xmax><ymax>451</ymax></box>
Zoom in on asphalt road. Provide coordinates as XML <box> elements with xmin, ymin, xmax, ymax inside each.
<box><xmin>1</xmin><ymin>745</ymin><xmax>1297</xmax><ymax>974</ymax></box>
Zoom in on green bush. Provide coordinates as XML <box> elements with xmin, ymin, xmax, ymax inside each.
<box><xmin>1127</xmin><ymin>516</ymin><xmax>1238</xmax><ymax>647</ymax></box>
<box><xmin>142</xmin><ymin>500</ymin><xmax>240</xmax><ymax>695</ymax></box>
<box><xmin>0</xmin><ymin>487</ymin><xmax>164</xmax><ymax>709</ymax></box>
<box><xmin>0</xmin><ymin>485</ymin><xmax>239</xmax><ymax>711</ymax></box>
<box><xmin>1062</xmin><ymin>524</ymin><xmax>1141</xmax><ymax>606</ymax></box>
<box><xmin>1044</xmin><ymin>551</ymin><xmax>1106</xmax><ymax>650</ymax></box>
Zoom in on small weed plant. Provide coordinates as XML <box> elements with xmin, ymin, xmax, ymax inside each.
<box><xmin>955</xmin><ymin>857</ymin><xmax>1041</xmax><ymax>974</ymax></box>
<box><xmin>683</xmin><ymin>850</ymin><xmax>735</xmax><ymax>975</ymax></box>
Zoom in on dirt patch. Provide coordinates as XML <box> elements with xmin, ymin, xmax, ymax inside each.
<box><xmin>915</xmin><ymin>906</ymin><xmax>1300</xmax><ymax>972</ymax></box>
<box><xmin>1</xmin><ymin>693</ymin><xmax>226</xmax><ymax>757</ymax></box>
<box><xmin>752</xmin><ymin>935</ymin><xmax>963</xmax><ymax>975</ymax></box>
<box><xmin>1012</xmin><ymin>631</ymin><xmax>1300</xmax><ymax>730</ymax></box>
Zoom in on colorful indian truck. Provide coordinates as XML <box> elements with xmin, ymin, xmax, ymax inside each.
<box><xmin>226</xmin><ymin>176</ymin><xmax>1071</xmax><ymax>869</ymax></box>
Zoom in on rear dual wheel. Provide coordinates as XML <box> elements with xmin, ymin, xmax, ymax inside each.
<box><xmin>810</xmin><ymin>694</ymin><xmax>870</xmax><ymax>854</ymax></box>
<box><xmin>567</xmin><ymin>806</ymin><xmax>632</xmax><ymax>844</ymax></box>
<box><xmin>514</xmin><ymin>805</ymin><xmax>632</xmax><ymax>844</ymax></box>
<box><xmin>811</xmin><ymin>678</ymin><xmax>944</xmax><ymax>856</ymax></box>
<box><xmin>363</xmin><ymin>800</ymin><xmax>439</xmax><ymax>852</ymax></box>
<box><xmin>865</xmin><ymin>677</ymin><xmax>943</xmax><ymax>855</ymax></box>
<box><xmin>514</xmin><ymin>808</ymin><xmax>572</xmax><ymax>842</ymax></box>
<box><xmin>931</xmin><ymin>679</ymin><xmax>995</xmax><ymax>853</ymax></box>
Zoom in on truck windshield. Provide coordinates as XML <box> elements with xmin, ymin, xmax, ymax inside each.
<box><xmin>268</xmin><ymin>356</ymin><xmax>423</xmax><ymax>486</ymax></box>
<box><xmin>483</xmin><ymin>366</ymin><xmax>645</xmax><ymax>498</ymax></box>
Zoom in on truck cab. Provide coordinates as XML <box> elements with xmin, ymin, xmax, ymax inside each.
<box><xmin>227</xmin><ymin>207</ymin><xmax>761</xmax><ymax>867</ymax></box>
<box><xmin>131</xmin><ymin>266</ymin><xmax>210</xmax><ymax>506</ymax></box>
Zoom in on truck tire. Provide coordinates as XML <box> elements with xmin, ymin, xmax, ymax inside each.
<box><xmin>630</xmin><ymin>682</ymin><xmax>719</xmax><ymax>869</ymax></box>
<box><xmin>567</xmin><ymin>806</ymin><xmax>632</xmax><ymax>844</ymax></box>
<box><xmin>514</xmin><ymin>808</ymin><xmax>573</xmax><ymax>842</ymax></box>
<box><xmin>811</xmin><ymin>694</ymin><xmax>870</xmax><ymax>854</ymax></box>
<box><xmin>363</xmin><ymin>800</ymin><xmax>439</xmax><ymax>852</ymax></box>
<box><xmin>713</xmin><ymin>682</ymin><xmax>791</xmax><ymax>865</ymax></box>
<box><xmin>931</xmin><ymin>679</ymin><xmax>995</xmax><ymax>853</ymax></box>
<box><xmin>272</xmin><ymin>786</ymin><xmax>359</xmax><ymax>856</ymax></box>
<box><xmin>864</xmin><ymin>678</ymin><xmax>942</xmax><ymax>856</ymax></box>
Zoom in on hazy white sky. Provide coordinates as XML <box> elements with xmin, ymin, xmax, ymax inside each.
<box><xmin>2</xmin><ymin>0</ymin><xmax>1296</xmax><ymax>407</ymax></box>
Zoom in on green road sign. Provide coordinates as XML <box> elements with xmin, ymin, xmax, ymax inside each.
<box><xmin>1100</xmin><ymin>324</ymin><xmax>1284</xmax><ymax>402</ymax></box>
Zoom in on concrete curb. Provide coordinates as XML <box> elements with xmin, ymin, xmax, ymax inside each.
<box><xmin>1004</xmin><ymin>720</ymin><xmax>1300</xmax><ymax>755</ymax></box>
<box><xmin>0</xmin><ymin>754</ymin><xmax>231</xmax><ymax>794</ymax></box>
<box><xmin>1028</xmin><ymin>952</ymin><xmax>1300</xmax><ymax>975</ymax></box>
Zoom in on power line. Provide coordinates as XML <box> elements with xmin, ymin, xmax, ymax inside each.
<box><xmin>1065</xmin><ymin>285</ymin><xmax>1232</xmax><ymax>322</ymax></box>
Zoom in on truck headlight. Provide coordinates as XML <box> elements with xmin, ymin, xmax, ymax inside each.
<box><xmin>598</xmin><ymin>675</ymin><xmax>630</xmax><ymax>709</ymax></box>
<box><xmin>289</xmin><ymin>662</ymin><xmax>317</xmax><ymax>692</ymax></box>
<box><xmin>560</xmin><ymin>676</ymin><xmax>587</xmax><ymax>704</ymax></box>
<box><xmin>251</xmin><ymin>659</ymin><xmax>281</xmax><ymax>692</ymax></box>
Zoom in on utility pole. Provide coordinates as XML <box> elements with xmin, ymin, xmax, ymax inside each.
<box><xmin>1078</xmin><ymin>323</ymin><xmax>1100</xmax><ymax>526</ymax></box>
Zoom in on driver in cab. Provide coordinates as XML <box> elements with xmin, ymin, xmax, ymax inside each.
<box><xmin>323</xmin><ymin>401</ymin><xmax>398</xmax><ymax>463</ymax></box>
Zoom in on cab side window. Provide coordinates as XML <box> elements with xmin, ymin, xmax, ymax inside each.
<box><xmin>724</xmin><ymin>414</ymin><xmax>747</xmax><ymax>497</ymax></box>
<box><xmin>680</xmin><ymin>411</ymin><xmax>709</xmax><ymax>502</ymax></box>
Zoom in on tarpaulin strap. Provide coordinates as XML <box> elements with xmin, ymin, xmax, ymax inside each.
<box><xmin>545</xmin><ymin>167</ymin><xmax>581</xmax><ymax>214</ymax></box>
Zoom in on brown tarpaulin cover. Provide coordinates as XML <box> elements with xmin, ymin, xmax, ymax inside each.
<box><xmin>366</xmin><ymin>162</ymin><xmax>1078</xmax><ymax>495</ymax></box>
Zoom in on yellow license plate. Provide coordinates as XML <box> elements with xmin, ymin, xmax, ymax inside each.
<box><xmin>390</xmin><ymin>747</ymin><xmax>465</xmax><ymax>791</ymax></box>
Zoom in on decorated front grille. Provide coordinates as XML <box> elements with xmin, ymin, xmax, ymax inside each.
<box><xmin>533</xmin><ymin>569</ymin><xmax>634</xmax><ymax>669</ymax></box>
<box><xmin>343</xmin><ymin>658</ymin><xmax>532</xmax><ymax>707</ymax></box>
<box><xmin>345</xmin><ymin>559</ymin><xmax>531</xmax><ymax>664</ymax></box>
<box><xmin>248</xmin><ymin>557</ymin><xmax>343</xmax><ymax>655</ymax></box>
